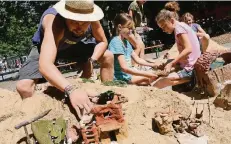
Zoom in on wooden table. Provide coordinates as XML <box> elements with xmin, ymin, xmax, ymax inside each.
<box><xmin>145</xmin><ymin>44</ymin><xmax>164</xmax><ymax>58</ymax></box>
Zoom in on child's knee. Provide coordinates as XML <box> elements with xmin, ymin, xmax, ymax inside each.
<box><xmin>167</xmin><ymin>72</ymin><xmax>180</xmax><ymax>80</ymax></box>
<box><xmin>16</xmin><ymin>80</ymin><xmax>35</xmax><ymax>99</ymax></box>
<box><xmin>202</xmin><ymin>33</ymin><xmax>210</xmax><ymax>40</ymax></box>
<box><xmin>205</xmin><ymin>34</ymin><xmax>210</xmax><ymax>40</ymax></box>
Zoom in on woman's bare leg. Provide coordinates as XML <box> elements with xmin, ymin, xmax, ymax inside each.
<box><xmin>153</xmin><ymin>72</ymin><xmax>190</xmax><ymax>89</ymax></box>
<box><xmin>129</xmin><ymin>76</ymin><xmax>151</xmax><ymax>86</ymax></box>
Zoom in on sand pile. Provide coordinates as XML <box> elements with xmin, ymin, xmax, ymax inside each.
<box><xmin>0</xmin><ymin>87</ymin><xmax>77</xmax><ymax>144</ymax></box>
<box><xmin>163</xmin><ymin>39</ymin><xmax>230</xmax><ymax>60</ymax></box>
<box><xmin>0</xmin><ymin>77</ymin><xmax>231</xmax><ymax>144</ymax></box>
<box><xmin>149</xmin><ymin>39</ymin><xmax>231</xmax><ymax>67</ymax></box>
<box><xmin>211</xmin><ymin>33</ymin><xmax>231</xmax><ymax>45</ymax></box>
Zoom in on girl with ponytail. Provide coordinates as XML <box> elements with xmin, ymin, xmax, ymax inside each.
<box><xmin>153</xmin><ymin>2</ymin><xmax>201</xmax><ymax>89</ymax></box>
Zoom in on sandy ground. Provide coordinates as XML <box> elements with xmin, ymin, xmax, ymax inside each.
<box><xmin>0</xmin><ymin>78</ymin><xmax>231</xmax><ymax>144</ymax></box>
<box><xmin>211</xmin><ymin>33</ymin><xmax>231</xmax><ymax>45</ymax></box>
<box><xmin>1</xmin><ymin>34</ymin><xmax>231</xmax><ymax>144</ymax></box>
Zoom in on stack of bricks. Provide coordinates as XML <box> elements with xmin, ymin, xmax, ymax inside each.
<box><xmin>194</xmin><ymin>52</ymin><xmax>231</xmax><ymax>96</ymax></box>
<box><xmin>80</xmin><ymin>91</ymin><xmax>128</xmax><ymax>144</ymax></box>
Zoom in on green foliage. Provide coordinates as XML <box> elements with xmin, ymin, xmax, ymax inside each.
<box><xmin>0</xmin><ymin>1</ymin><xmax>130</xmax><ymax>58</ymax></box>
<box><xmin>0</xmin><ymin>1</ymin><xmax>219</xmax><ymax>58</ymax></box>
<box><xmin>0</xmin><ymin>1</ymin><xmax>55</xmax><ymax>57</ymax></box>
<box><xmin>102</xmin><ymin>80</ymin><xmax>127</xmax><ymax>87</ymax></box>
<box><xmin>81</xmin><ymin>78</ymin><xmax>95</xmax><ymax>83</ymax></box>
<box><xmin>97</xmin><ymin>90</ymin><xmax>115</xmax><ymax>104</ymax></box>
<box><xmin>100</xmin><ymin>90</ymin><xmax>114</xmax><ymax>97</ymax></box>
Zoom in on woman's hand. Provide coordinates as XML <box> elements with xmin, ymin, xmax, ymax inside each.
<box><xmin>69</xmin><ymin>89</ymin><xmax>93</xmax><ymax>119</ymax></box>
<box><xmin>151</xmin><ymin>62</ymin><xmax>166</xmax><ymax>70</ymax></box>
<box><xmin>164</xmin><ymin>62</ymin><xmax>173</xmax><ymax>73</ymax></box>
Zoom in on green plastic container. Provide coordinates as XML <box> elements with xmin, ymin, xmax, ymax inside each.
<box><xmin>210</xmin><ymin>60</ymin><xmax>225</xmax><ymax>70</ymax></box>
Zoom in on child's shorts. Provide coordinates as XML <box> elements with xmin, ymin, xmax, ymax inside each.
<box><xmin>177</xmin><ymin>69</ymin><xmax>193</xmax><ymax>79</ymax></box>
<box><xmin>114</xmin><ymin>73</ymin><xmax>132</xmax><ymax>83</ymax></box>
<box><xmin>173</xmin><ymin>69</ymin><xmax>196</xmax><ymax>92</ymax></box>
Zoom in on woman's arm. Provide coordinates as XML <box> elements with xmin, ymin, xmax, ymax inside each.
<box><xmin>131</xmin><ymin>51</ymin><xmax>156</xmax><ymax>67</ymax></box>
<box><xmin>91</xmin><ymin>21</ymin><xmax>108</xmax><ymax>61</ymax></box>
<box><xmin>39</xmin><ymin>14</ymin><xmax>71</xmax><ymax>91</ymax></box>
<box><xmin>40</xmin><ymin>15</ymin><xmax>93</xmax><ymax>118</ymax></box>
<box><xmin>196</xmin><ymin>26</ymin><xmax>210</xmax><ymax>38</ymax></box>
<box><xmin>117</xmin><ymin>54</ymin><xmax>156</xmax><ymax>78</ymax></box>
<box><xmin>169</xmin><ymin>33</ymin><xmax>192</xmax><ymax>66</ymax></box>
<box><xmin>164</xmin><ymin>33</ymin><xmax>192</xmax><ymax>73</ymax></box>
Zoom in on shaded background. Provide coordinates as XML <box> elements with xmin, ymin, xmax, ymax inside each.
<box><xmin>0</xmin><ymin>1</ymin><xmax>231</xmax><ymax>58</ymax></box>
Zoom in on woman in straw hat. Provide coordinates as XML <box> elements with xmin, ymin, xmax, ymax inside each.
<box><xmin>16</xmin><ymin>0</ymin><xmax>113</xmax><ymax>118</ymax></box>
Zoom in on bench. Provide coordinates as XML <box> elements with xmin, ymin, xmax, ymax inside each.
<box><xmin>56</xmin><ymin>62</ymin><xmax>78</xmax><ymax>73</ymax></box>
<box><xmin>0</xmin><ymin>70</ymin><xmax>19</xmax><ymax>81</ymax></box>
<box><xmin>0</xmin><ymin>62</ymin><xmax>78</xmax><ymax>81</ymax></box>
<box><xmin>145</xmin><ymin>44</ymin><xmax>164</xmax><ymax>58</ymax></box>
<box><xmin>56</xmin><ymin>62</ymin><xmax>77</xmax><ymax>68</ymax></box>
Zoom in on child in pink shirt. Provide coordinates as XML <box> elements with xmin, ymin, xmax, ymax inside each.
<box><xmin>153</xmin><ymin>2</ymin><xmax>201</xmax><ymax>89</ymax></box>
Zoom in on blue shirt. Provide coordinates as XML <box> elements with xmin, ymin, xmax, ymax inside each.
<box><xmin>191</xmin><ymin>23</ymin><xmax>200</xmax><ymax>33</ymax></box>
<box><xmin>191</xmin><ymin>23</ymin><xmax>203</xmax><ymax>52</ymax></box>
<box><xmin>108</xmin><ymin>36</ymin><xmax>133</xmax><ymax>82</ymax></box>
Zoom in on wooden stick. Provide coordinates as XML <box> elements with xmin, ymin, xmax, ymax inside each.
<box><xmin>207</xmin><ymin>95</ymin><xmax>211</xmax><ymax>125</ymax></box>
<box><xmin>193</xmin><ymin>102</ymin><xmax>212</xmax><ymax>105</ymax></box>
<box><xmin>188</xmin><ymin>97</ymin><xmax>195</xmax><ymax>119</ymax></box>
<box><xmin>204</xmin><ymin>121</ymin><xmax>215</xmax><ymax>129</ymax></box>
<box><xmin>196</xmin><ymin>103</ymin><xmax>198</xmax><ymax>115</ymax></box>
<box><xmin>145</xmin><ymin>44</ymin><xmax>164</xmax><ymax>49</ymax></box>
<box><xmin>15</xmin><ymin>109</ymin><xmax>51</xmax><ymax>129</ymax></box>
<box><xmin>24</xmin><ymin>126</ymin><xmax>31</xmax><ymax>144</ymax></box>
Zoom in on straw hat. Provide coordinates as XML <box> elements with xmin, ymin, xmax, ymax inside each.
<box><xmin>53</xmin><ymin>0</ymin><xmax>104</xmax><ymax>21</ymax></box>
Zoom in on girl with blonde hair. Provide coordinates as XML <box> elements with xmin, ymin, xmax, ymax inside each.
<box><xmin>153</xmin><ymin>2</ymin><xmax>201</xmax><ymax>89</ymax></box>
<box><xmin>181</xmin><ymin>12</ymin><xmax>210</xmax><ymax>53</ymax></box>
